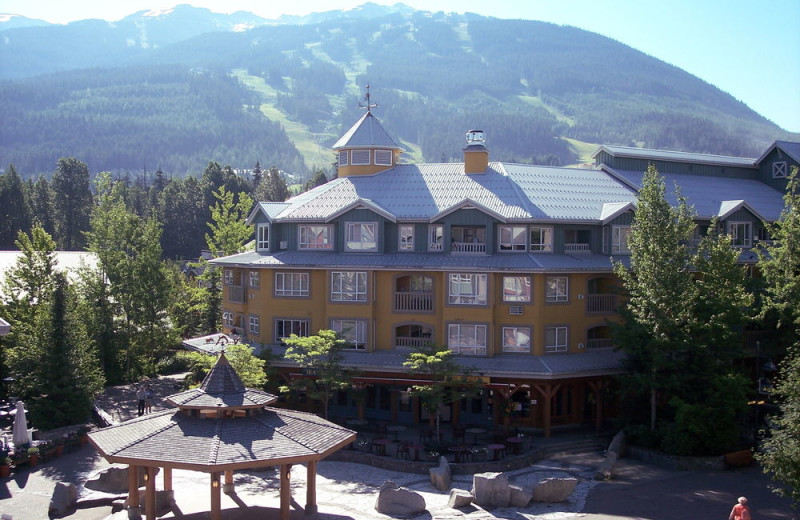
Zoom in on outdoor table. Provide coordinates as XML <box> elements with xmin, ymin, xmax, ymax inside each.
<box><xmin>505</xmin><ymin>436</ymin><xmax>524</xmax><ymax>454</ymax></box>
<box><xmin>487</xmin><ymin>443</ymin><xmax>506</xmax><ymax>460</ymax></box>
<box><xmin>448</xmin><ymin>445</ymin><xmax>471</xmax><ymax>463</ymax></box>
<box><xmin>408</xmin><ymin>443</ymin><xmax>423</xmax><ymax>461</ymax></box>
<box><xmin>386</xmin><ymin>425</ymin><xmax>406</xmax><ymax>440</ymax></box>
<box><xmin>464</xmin><ymin>427</ymin><xmax>486</xmax><ymax>444</ymax></box>
<box><xmin>372</xmin><ymin>438</ymin><xmax>392</xmax><ymax>456</ymax></box>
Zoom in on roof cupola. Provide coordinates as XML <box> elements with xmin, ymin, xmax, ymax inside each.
<box><xmin>464</xmin><ymin>129</ymin><xmax>489</xmax><ymax>174</ymax></box>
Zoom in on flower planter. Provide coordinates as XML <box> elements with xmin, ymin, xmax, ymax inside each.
<box><xmin>29</xmin><ymin>454</ymin><xmax>39</xmax><ymax>467</ymax></box>
<box><xmin>0</xmin><ymin>464</ymin><xmax>10</xmax><ymax>478</ymax></box>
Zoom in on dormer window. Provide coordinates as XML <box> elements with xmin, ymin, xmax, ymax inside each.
<box><xmin>728</xmin><ymin>221</ymin><xmax>752</xmax><ymax>247</ymax></box>
<box><xmin>351</xmin><ymin>150</ymin><xmax>370</xmax><ymax>165</ymax></box>
<box><xmin>256</xmin><ymin>223</ymin><xmax>269</xmax><ymax>251</ymax></box>
<box><xmin>299</xmin><ymin>224</ymin><xmax>333</xmax><ymax>250</ymax></box>
<box><xmin>612</xmin><ymin>225</ymin><xmax>631</xmax><ymax>254</ymax></box>
<box><xmin>345</xmin><ymin>222</ymin><xmax>377</xmax><ymax>251</ymax></box>
<box><xmin>498</xmin><ymin>225</ymin><xmax>526</xmax><ymax>252</ymax></box>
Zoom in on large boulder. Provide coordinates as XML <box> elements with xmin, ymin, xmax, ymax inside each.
<box><xmin>49</xmin><ymin>482</ymin><xmax>78</xmax><ymax>518</ymax></box>
<box><xmin>471</xmin><ymin>472</ymin><xmax>510</xmax><ymax>508</ymax></box>
<box><xmin>531</xmin><ymin>477</ymin><xmax>578</xmax><ymax>503</ymax></box>
<box><xmin>447</xmin><ymin>489</ymin><xmax>473</xmax><ymax>509</ymax></box>
<box><xmin>429</xmin><ymin>456</ymin><xmax>451</xmax><ymax>492</ymax></box>
<box><xmin>509</xmin><ymin>484</ymin><xmax>531</xmax><ymax>507</ymax></box>
<box><xmin>85</xmin><ymin>466</ymin><xmax>158</xmax><ymax>493</ymax></box>
<box><xmin>374</xmin><ymin>480</ymin><xmax>426</xmax><ymax>518</ymax></box>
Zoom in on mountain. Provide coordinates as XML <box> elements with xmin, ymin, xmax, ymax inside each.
<box><xmin>0</xmin><ymin>3</ymin><xmax>796</xmax><ymax>179</ymax></box>
<box><xmin>0</xmin><ymin>14</ymin><xmax>50</xmax><ymax>31</ymax></box>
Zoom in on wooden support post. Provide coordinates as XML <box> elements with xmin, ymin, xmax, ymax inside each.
<box><xmin>127</xmin><ymin>464</ymin><xmax>140</xmax><ymax>510</ymax></box>
<box><xmin>306</xmin><ymin>460</ymin><xmax>318</xmax><ymax>514</ymax></box>
<box><xmin>163</xmin><ymin>467</ymin><xmax>172</xmax><ymax>492</ymax></box>
<box><xmin>145</xmin><ymin>467</ymin><xmax>156</xmax><ymax>520</ymax></box>
<box><xmin>280</xmin><ymin>464</ymin><xmax>292</xmax><ymax>520</ymax></box>
<box><xmin>589</xmin><ymin>380</ymin><xmax>608</xmax><ymax>431</ymax></box>
<box><xmin>533</xmin><ymin>383</ymin><xmax>561</xmax><ymax>438</ymax></box>
<box><xmin>210</xmin><ymin>472</ymin><xmax>221</xmax><ymax>520</ymax></box>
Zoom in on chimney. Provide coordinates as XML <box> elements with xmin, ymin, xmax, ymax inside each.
<box><xmin>463</xmin><ymin>129</ymin><xmax>489</xmax><ymax>174</ymax></box>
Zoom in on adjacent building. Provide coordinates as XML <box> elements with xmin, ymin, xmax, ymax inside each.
<box><xmin>210</xmin><ymin>108</ymin><xmax>796</xmax><ymax>436</ymax></box>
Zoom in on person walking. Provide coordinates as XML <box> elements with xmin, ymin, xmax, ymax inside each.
<box><xmin>136</xmin><ymin>386</ymin><xmax>147</xmax><ymax>417</ymax></box>
<box><xmin>729</xmin><ymin>496</ymin><xmax>751</xmax><ymax>520</ymax></box>
<box><xmin>145</xmin><ymin>383</ymin><xmax>153</xmax><ymax>414</ymax></box>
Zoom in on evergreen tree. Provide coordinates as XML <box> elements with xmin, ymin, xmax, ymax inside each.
<box><xmin>303</xmin><ymin>168</ymin><xmax>328</xmax><ymax>192</ymax></box>
<box><xmin>0</xmin><ymin>165</ymin><xmax>32</xmax><ymax>249</ymax></box>
<box><xmin>251</xmin><ymin>161</ymin><xmax>263</xmax><ymax>190</ymax></box>
<box><xmin>29</xmin><ymin>176</ymin><xmax>55</xmax><ymax>238</ymax></box>
<box><xmin>51</xmin><ymin>157</ymin><xmax>93</xmax><ymax>250</ymax></box>
<box><xmin>254</xmin><ymin>166</ymin><xmax>290</xmax><ymax>202</ymax></box>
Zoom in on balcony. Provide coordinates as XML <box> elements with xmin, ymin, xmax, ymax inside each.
<box><xmin>395</xmin><ymin>291</ymin><xmax>434</xmax><ymax>312</ymax></box>
<box><xmin>586</xmin><ymin>338</ymin><xmax>614</xmax><ymax>349</ymax></box>
<box><xmin>564</xmin><ymin>243</ymin><xmax>590</xmax><ymax>253</ymax></box>
<box><xmin>587</xmin><ymin>294</ymin><xmax>616</xmax><ymax>314</ymax></box>
<box><xmin>395</xmin><ymin>336</ymin><xmax>431</xmax><ymax>348</ymax></box>
<box><xmin>228</xmin><ymin>285</ymin><xmax>245</xmax><ymax>304</ymax></box>
<box><xmin>451</xmin><ymin>241</ymin><xmax>486</xmax><ymax>253</ymax></box>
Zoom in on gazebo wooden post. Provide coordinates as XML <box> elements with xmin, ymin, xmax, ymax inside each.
<box><xmin>533</xmin><ymin>383</ymin><xmax>561</xmax><ymax>438</ymax></box>
<box><xmin>223</xmin><ymin>469</ymin><xmax>234</xmax><ymax>494</ymax></box>
<box><xmin>305</xmin><ymin>460</ymin><xmax>318</xmax><ymax>514</ymax></box>
<box><xmin>127</xmin><ymin>464</ymin><xmax>141</xmax><ymax>519</ymax></box>
<box><xmin>145</xmin><ymin>467</ymin><xmax>156</xmax><ymax>520</ymax></box>
<box><xmin>163</xmin><ymin>467</ymin><xmax>173</xmax><ymax>492</ymax></box>
<box><xmin>280</xmin><ymin>464</ymin><xmax>292</xmax><ymax>520</ymax></box>
<box><xmin>210</xmin><ymin>472</ymin><xmax>221</xmax><ymax>520</ymax></box>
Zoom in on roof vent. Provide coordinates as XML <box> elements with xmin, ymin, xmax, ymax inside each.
<box><xmin>463</xmin><ymin>129</ymin><xmax>489</xmax><ymax>174</ymax></box>
<box><xmin>465</xmin><ymin>129</ymin><xmax>486</xmax><ymax>146</ymax></box>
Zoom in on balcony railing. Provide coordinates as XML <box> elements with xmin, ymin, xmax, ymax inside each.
<box><xmin>228</xmin><ymin>285</ymin><xmax>245</xmax><ymax>303</ymax></box>
<box><xmin>395</xmin><ymin>336</ymin><xmax>432</xmax><ymax>348</ymax></box>
<box><xmin>586</xmin><ymin>338</ymin><xmax>614</xmax><ymax>349</ymax></box>
<box><xmin>452</xmin><ymin>241</ymin><xmax>486</xmax><ymax>253</ymax></box>
<box><xmin>395</xmin><ymin>291</ymin><xmax>434</xmax><ymax>312</ymax></box>
<box><xmin>564</xmin><ymin>243</ymin><xmax>590</xmax><ymax>253</ymax></box>
<box><xmin>587</xmin><ymin>294</ymin><xmax>616</xmax><ymax>314</ymax></box>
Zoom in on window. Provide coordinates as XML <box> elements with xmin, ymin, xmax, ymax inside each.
<box><xmin>351</xmin><ymin>149</ymin><xmax>370</xmax><ymax>165</ymax></box>
<box><xmin>222</xmin><ymin>311</ymin><xmax>233</xmax><ymax>327</ymax></box>
<box><xmin>545</xmin><ymin>326</ymin><xmax>568</xmax><ymax>353</ymax></box>
<box><xmin>499</xmin><ymin>226</ymin><xmax>527</xmax><ymax>252</ymax></box>
<box><xmin>224</xmin><ymin>269</ymin><xmax>239</xmax><ymax>285</ymax></box>
<box><xmin>249</xmin><ymin>271</ymin><xmax>260</xmax><ymax>288</ymax></box>
<box><xmin>448</xmin><ymin>323</ymin><xmax>487</xmax><ymax>355</ymax></box>
<box><xmin>331</xmin><ymin>271</ymin><xmax>367</xmax><ymax>302</ymax></box>
<box><xmin>275</xmin><ymin>272</ymin><xmax>309</xmax><ymax>297</ymax></box>
<box><xmin>338</xmin><ymin>150</ymin><xmax>349</xmax><ymax>166</ymax></box>
<box><xmin>248</xmin><ymin>315</ymin><xmax>260</xmax><ymax>335</ymax></box>
<box><xmin>612</xmin><ymin>225</ymin><xmax>631</xmax><ymax>254</ymax></box>
<box><xmin>299</xmin><ymin>224</ymin><xmax>333</xmax><ymax>250</ymax></box>
<box><xmin>399</xmin><ymin>224</ymin><xmax>414</xmax><ymax>251</ymax></box>
<box><xmin>773</xmin><ymin>161</ymin><xmax>787</xmax><ymax>178</ymax></box>
<box><xmin>502</xmin><ymin>276</ymin><xmax>531</xmax><ymax>302</ymax></box>
<box><xmin>374</xmin><ymin>149</ymin><xmax>392</xmax><ymax>166</ymax></box>
<box><xmin>530</xmin><ymin>227</ymin><xmax>553</xmax><ymax>252</ymax></box>
<box><xmin>545</xmin><ymin>276</ymin><xmax>568</xmax><ymax>302</ymax></box>
<box><xmin>345</xmin><ymin>222</ymin><xmax>377</xmax><ymax>251</ymax></box>
<box><xmin>331</xmin><ymin>319</ymin><xmax>367</xmax><ymax>350</ymax></box>
<box><xmin>274</xmin><ymin>319</ymin><xmax>309</xmax><ymax>343</ymax></box>
<box><xmin>503</xmin><ymin>326</ymin><xmax>531</xmax><ymax>353</ymax></box>
<box><xmin>728</xmin><ymin>221</ymin><xmax>752</xmax><ymax>247</ymax></box>
<box><xmin>428</xmin><ymin>224</ymin><xmax>443</xmax><ymax>251</ymax></box>
<box><xmin>256</xmin><ymin>223</ymin><xmax>269</xmax><ymax>251</ymax></box>
<box><xmin>448</xmin><ymin>273</ymin><xmax>487</xmax><ymax>305</ymax></box>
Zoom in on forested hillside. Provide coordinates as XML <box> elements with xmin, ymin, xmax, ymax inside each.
<box><xmin>0</xmin><ymin>4</ymin><xmax>796</xmax><ymax>180</ymax></box>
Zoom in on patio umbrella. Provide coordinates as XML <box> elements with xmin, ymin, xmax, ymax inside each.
<box><xmin>12</xmin><ymin>401</ymin><xmax>31</xmax><ymax>447</ymax></box>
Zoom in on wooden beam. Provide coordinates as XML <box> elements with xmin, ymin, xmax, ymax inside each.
<box><xmin>210</xmin><ymin>472</ymin><xmax>221</xmax><ymax>520</ymax></box>
<box><xmin>306</xmin><ymin>460</ymin><xmax>318</xmax><ymax>514</ymax></box>
<box><xmin>533</xmin><ymin>383</ymin><xmax>561</xmax><ymax>438</ymax></box>
<box><xmin>145</xmin><ymin>467</ymin><xmax>156</xmax><ymax>520</ymax></box>
<box><xmin>280</xmin><ymin>464</ymin><xmax>292</xmax><ymax>520</ymax></box>
<box><xmin>163</xmin><ymin>467</ymin><xmax>172</xmax><ymax>492</ymax></box>
<box><xmin>127</xmin><ymin>464</ymin><xmax>140</xmax><ymax>510</ymax></box>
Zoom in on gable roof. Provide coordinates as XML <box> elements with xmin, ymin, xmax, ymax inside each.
<box><xmin>332</xmin><ymin>111</ymin><xmax>400</xmax><ymax>150</ymax></box>
<box><xmin>755</xmin><ymin>140</ymin><xmax>800</xmax><ymax>165</ymax></box>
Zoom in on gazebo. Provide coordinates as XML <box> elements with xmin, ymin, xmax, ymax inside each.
<box><xmin>89</xmin><ymin>353</ymin><xmax>356</xmax><ymax>520</ymax></box>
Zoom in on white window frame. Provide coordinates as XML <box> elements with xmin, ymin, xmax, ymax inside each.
<box><xmin>249</xmin><ymin>271</ymin><xmax>260</xmax><ymax>288</ymax></box>
<box><xmin>399</xmin><ymin>224</ymin><xmax>414</xmax><ymax>251</ymax></box>
<box><xmin>498</xmin><ymin>225</ymin><xmax>527</xmax><ymax>252</ymax></box>
<box><xmin>331</xmin><ymin>319</ymin><xmax>367</xmax><ymax>350</ymax></box>
<box><xmin>345</xmin><ymin>222</ymin><xmax>377</xmax><ymax>252</ymax></box>
<box><xmin>502</xmin><ymin>326</ymin><xmax>531</xmax><ymax>353</ymax></box>
<box><xmin>428</xmin><ymin>224</ymin><xmax>444</xmax><ymax>251</ymax></box>
<box><xmin>256</xmin><ymin>223</ymin><xmax>269</xmax><ymax>251</ymax></box>
<box><xmin>728</xmin><ymin>221</ymin><xmax>752</xmax><ymax>248</ymax></box>
<box><xmin>275</xmin><ymin>272</ymin><xmax>309</xmax><ymax>297</ymax></box>
<box><xmin>274</xmin><ymin>318</ymin><xmax>309</xmax><ymax>343</ymax></box>
<box><xmin>331</xmin><ymin>271</ymin><xmax>368</xmax><ymax>302</ymax></box>
<box><xmin>612</xmin><ymin>225</ymin><xmax>632</xmax><ymax>254</ymax></box>
<box><xmin>502</xmin><ymin>275</ymin><xmax>531</xmax><ymax>303</ymax></box>
<box><xmin>248</xmin><ymin>315</ymin><xmax>260</xmax><ymax>335</ymax></box>
<box><xmin>224</xmin><ymin>269</ymin><xmax>238</xmax><ymax>285</ymax></box>
<box><xmin>545</xmin><ymin>326</ymin><xmax>568</xmax><ymax>353</ymax></box>
<box><xmin>447</xmin><ymin>323</ymin><xmax>487</xmax><ymax>356</ymax></box>
<box><xmin>338</xmin><ymin>150</ymin><xmax>349</xmax><ymax>166</ymax></box>
<box><xmin>773</xmin><ymin>161</ymin><xmax>787</xmax><ymax>179</ymax></box>
<box><xmin>530</xmin><ymin>226</ymin><xmax>553</xmax><ymax>252</ymax></box>
<box><xmin>222</xmin><ymin>311</ymin><xmax>233</xmax><ymax>327</ymax></box>
<box><xmin>351</xmin><ymin>149</ymin><xmax>371</xmax><ymax>165</ymax></box>
<box><xmin>299</xmin><ymin>224</ymin><xmax>333</xmax><ymax>250</ymax></box>
<box><xmin>448</xmin><ymin>273</ymin><xmax>488</xmax><ymax>305</ymax></box>
<box><xmin>545</xmin><ymin>276</ymin><xmax>568</xmax><ymax>303</ymax></box>
<box><xmin>374</xmin><ymin>149</ymin><xmax>392</xmax><ymax>166</ymax></box>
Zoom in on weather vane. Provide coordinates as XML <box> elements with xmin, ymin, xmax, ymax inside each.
<box><xmin>360</xmin><ymin>84</ymin><xmax>378</xmax><ymax>113</ymax></box>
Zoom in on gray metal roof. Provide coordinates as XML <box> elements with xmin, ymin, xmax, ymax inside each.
<box><xmin>211</xmin><ymin>250</ymin><xmax>620</xmax><ymax>273</ymax></box>
<box><xmin>605</xmin><ymin>168</ymin><xmax>785</xmax><ymax>221</ymax></box>
<box><xmin>594</xmin><ymin>145</ymin><xmax>756</xmax><ymax>168</ymax></box>
<box><xmin>332</xmin><ymin>111</ymin><xmax>400</xmax><ymax>150</ymax></box>
<box><xmin>756</xmin><ymin>140</ymin><xmax>800</xmax><ymax>165</ymax></box>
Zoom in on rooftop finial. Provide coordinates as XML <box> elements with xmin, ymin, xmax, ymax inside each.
<box><xmin>360</xmin><ymin>83</ymin><xmax>378</xmax><ymax>114</ymax></box>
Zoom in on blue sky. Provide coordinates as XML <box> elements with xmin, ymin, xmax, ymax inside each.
<box><xmin>2</xmin><ymin>0</ymin><xmax>799</xmax><ymax>133</ymax></box>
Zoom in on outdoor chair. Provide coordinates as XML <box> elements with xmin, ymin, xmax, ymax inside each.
<box><xmin>396</xmin><ymin>441</ymin><xmax>411</xmax><ymax>460</ymax></box>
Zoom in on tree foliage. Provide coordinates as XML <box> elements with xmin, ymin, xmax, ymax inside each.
<box><xmin>205</xmin><ymin>186</ymin><xmax>254</xmax><ymax>256</ymax></box>
<box><xmin>51</xmin><ymin>157</ymin><xmax>92</xmax><ymax>250</ymax></box>
<box><xmin>177</xmin><ymin>344</ymin><xmax>267</xmax><ymax>390</ymax></box>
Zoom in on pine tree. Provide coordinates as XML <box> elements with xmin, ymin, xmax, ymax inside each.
<box><xmin>51</xmin><ymin>157</ymin><xmax>93</xmax><ymax>250</ymax></box>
